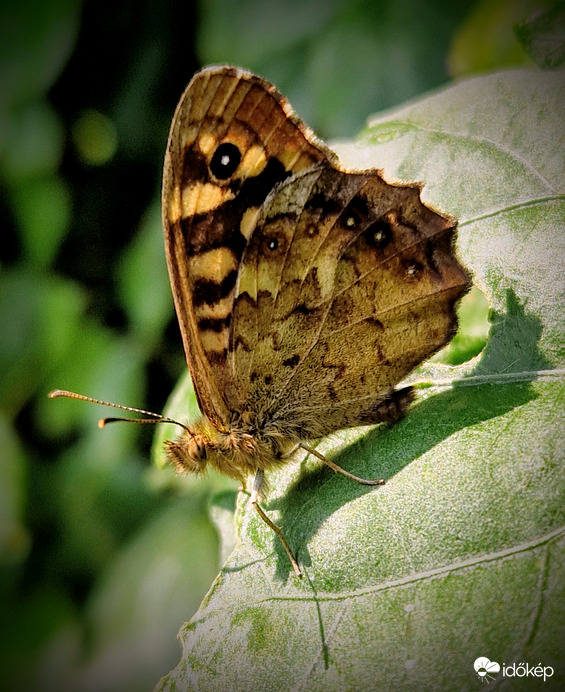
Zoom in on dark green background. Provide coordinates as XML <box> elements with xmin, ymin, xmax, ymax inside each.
<box><xmin>0</xmin><ymin>0</ymin><xmax>542</xmax><ymax>690</ymax></box>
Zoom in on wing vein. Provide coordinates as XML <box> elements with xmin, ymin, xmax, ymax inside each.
<box><xmin>271</xmin><ymin>169</ymin><xmax>324</xmax><ymax>303</ymax></box>
<box><xmin>267</xmin><ymin>266</ymin><xmax>460</xmax><ymax>412</ymax></box>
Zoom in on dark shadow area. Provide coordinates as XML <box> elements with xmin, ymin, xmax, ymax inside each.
<box><xmin>261</xmin><ymin>287</ymin><xmax>553</xmax><ymax>580</ymax></box>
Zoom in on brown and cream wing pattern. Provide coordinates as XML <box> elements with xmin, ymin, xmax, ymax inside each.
<box><xmin>230</xmin><ymin>165</ymin><xmax>470</xmax><ymax>438</ymax></box>
<box><xmin>161</xmin><ymin>66</ymin><xmax>333</xmax><ymax>427</ymax></box>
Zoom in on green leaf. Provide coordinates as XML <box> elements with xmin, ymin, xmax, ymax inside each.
<box><xmin>76</xmin><ymin>498</ymin><xmax>219</xmax><ymax>692</ymax></box>
<box><xmin>432</xmin><ymin>286</ymin><xmax>490</xmax><ymax>365</ymax></box>
<box><xmin>158</xmin><ymin>69</ymin><xmax>564</xmax><ymax>690</ymax></box>
<box><xmin>0</xmin><ymin>413</ymin><xmax>29</xmax><ymax>566</ymax></box>
<box><xmin>118</xmin><ymin>200</ymin><xmax>174</xmax><ymax>344</ymax></box>
<box><xmin>446</xmin><ymin>0</ymin><xmax>546</xmax><ymax>76</ymax></box>
<box><xmin>515</xmin><ymin>1</ymin><xmax>565</xmax><ymax>68</ymax></box>
<box><xmin>8</xmin><ymin>175</ymin><xmax>71</xmax><ymax>268</ymax></box>
<box><xmin>0</xmin><ymin>0</ymin><xmax>80</xmax><ymax>128</ymax></box>
<box><xmin>0</xmin><ymin>269</ymin><xmax>85</xmax><ymax>417</ymax></box>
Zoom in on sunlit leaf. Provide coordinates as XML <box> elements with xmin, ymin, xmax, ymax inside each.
<box><xmin>158</xmin><ymin>69</ymin><xmax>565</xmax><ymax>691</ymax></box>
<box><xmin>515</xmin><ymin>0</ymin><xmax>565</xmax><ymax>68</ymax></box>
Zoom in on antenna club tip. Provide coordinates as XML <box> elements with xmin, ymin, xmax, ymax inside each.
<box><xmin>48</xmin><ymin>389</ymin><xmax>63</xmax><ymax>399</ymax></box>
<box><xmin>98</xmin><ymin>419</ymin><xmax>107</xmax><ymax>429</ymax></box>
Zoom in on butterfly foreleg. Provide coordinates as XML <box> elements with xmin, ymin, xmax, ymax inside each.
<box><xmin>249</xmin><ymin>469</ymin><xmax>302</xmax><ymax>577</ymax></box>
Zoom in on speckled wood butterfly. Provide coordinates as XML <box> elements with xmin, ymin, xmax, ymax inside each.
<box><xmin>51</xmin><ymin>65</ymin><xmax>470</xmax><ymax>576</ymax></box>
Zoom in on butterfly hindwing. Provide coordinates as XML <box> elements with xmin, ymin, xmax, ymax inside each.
<box><xmin>230</xmin><ymin>165</ymin><xmax>469</xmax><ymax>438</ymax></box>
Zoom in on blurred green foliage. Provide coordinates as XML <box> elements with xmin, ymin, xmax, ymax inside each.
<box><xmin>0</xmin><ymin>0</ymin><xmax>549</xmax><ymax>690</ymax></box>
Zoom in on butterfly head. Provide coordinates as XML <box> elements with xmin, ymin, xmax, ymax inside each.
<box><xmin>165</xmin><ymin>431</ymin><xmax>209</xmax><ymax>475</ymax></box>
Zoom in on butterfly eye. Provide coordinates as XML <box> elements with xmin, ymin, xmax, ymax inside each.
<box><xmin>210</xmin><ymin>142</ymin><xmax>242</xmax><ymax>179</ymax></box>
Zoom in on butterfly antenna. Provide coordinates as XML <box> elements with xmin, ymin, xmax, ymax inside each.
<box><xmin>48</xmin><ymin>389</ymin><xmax>193</xmax><ymax>434</ymax></box>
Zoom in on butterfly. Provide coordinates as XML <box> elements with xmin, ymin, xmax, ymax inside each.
<box><xmin>52</xmin><ymin>65</ymin><xmax>470</xmax><ymax>576</ymax></box>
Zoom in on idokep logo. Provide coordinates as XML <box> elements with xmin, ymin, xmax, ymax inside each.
<box><xmin>474</xmin><ymin>658</ymin><xmax>501</xmax><ymax>683</ymax></box>
<box><xmin>474</xmin><ymin>657</ymin><xmax>554</xmax><ymax>683</ymax></box>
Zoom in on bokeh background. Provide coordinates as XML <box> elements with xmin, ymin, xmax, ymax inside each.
<box><xmin>0</xmin><ymin>0</ymin><xmax>547</xmax><ymax>690</ymax></box>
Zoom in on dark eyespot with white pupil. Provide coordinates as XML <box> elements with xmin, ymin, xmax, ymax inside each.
<box><xmin>406</xmin><ymin>261</ymin><xmax>423</xmax><ymax>276</ymax></box>
<box><xmin>268</xmin><ymin>238</ymin><xmax>279</xmax><ymax>251</ymax></box>
<box><xmin>365</xmin><ymin>220</ymin><xmax>392</xmax><ymax>249</ymax></box>
<box><xmin>343</xmin><ymin>210</ymin><xmax>363</xmax><ymax>229</ymax></box>
<box><xmin>210</xmin><ymin>142</ymin><xmax>241</xmax><ymax>179</ymax></box>
<box><xmin>341</xmin><ymin>196</ymin><xmax>368</xmax><ymax>230</ymax></box>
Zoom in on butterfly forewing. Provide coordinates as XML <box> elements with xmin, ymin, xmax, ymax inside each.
<box><xmin>162</xmin><ymin>66</ymin><xmax>337</xmax><ymax>425</ymax></box>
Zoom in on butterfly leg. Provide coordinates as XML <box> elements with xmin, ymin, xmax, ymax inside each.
<box><xmin>250</xmin><ymin>469</ymin><xmax>302</xmax><ymax>577</ymax></box>
<box><xmin>299</xmin><ymin>443</ymin><xmax>385</xmax><ymax>486</ymax></box>
<box><xmin>278</xmin><ymin>443</ymin><xmax>300</xmax><ymax>459</ymax></box>
<box><xmin>298</xmin><ymin>387</ymin><xmax>415</xmax><ymax>485</ymax></box>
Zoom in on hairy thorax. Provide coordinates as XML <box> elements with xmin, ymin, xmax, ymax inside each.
<box><xmin>165</xmin><ymin>415</ymin><xmax>298</xmax><ymax>484</ymax></box>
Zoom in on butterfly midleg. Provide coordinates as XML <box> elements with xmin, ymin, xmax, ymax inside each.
<box><xmin>279</xmin><ymin>443</ymin><xmax>300</xmax><ymax>459</ymax></box>
<box><xmin>299</xmin><ymin>443</ymin><xmax>385</xmax><ymax>485</ymax></box>
<box><xmin>298</xmin><ymin>387</ymin><xmax>415</xmax><ymax>484</ymax></box>
<box><xmin>250</xmin><ymin>469</ymin><xmax>302</xmax><ymax>577</ymax></box>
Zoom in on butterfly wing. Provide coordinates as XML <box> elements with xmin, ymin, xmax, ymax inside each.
<box><xmin>230</xmin><ymin>164</ymin><xmax>470</xmax><ymax>438</ymax></box>
<box><xmin>162</xmin><ymin>66</ymin><xmax>334</xmax><ymax>427</ymax></box>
